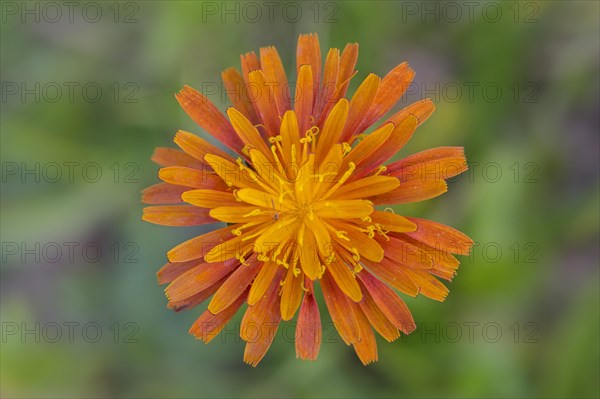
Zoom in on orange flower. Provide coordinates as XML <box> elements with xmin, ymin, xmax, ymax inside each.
<box><xmin>142</xmin><ymin>33</ymin><xmax>473</xmax><ymax>366</ymax></box>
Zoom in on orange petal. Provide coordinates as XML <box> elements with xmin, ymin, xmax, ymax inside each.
<box><xmin>167</xmin><ymin>225</ymin><xmax>236</xmax><ymax>262</ymax></box>
<box><xmin>208</xmin><ymin>257</ymin><xmax>262</xmax><ymax>314</ymax></box>
<box><xmin>189</xmin><ymin>287</ymin><xmax>248</xmax><ymax>343</ymax></box>
<box><xmin>181</xmin><ymin>189</ymin><xmax>238</xmax><ymax>208</ymax></box>
<box><xmin>314</xmin><ymin>199</ymin><xmax>373</xmax><ymax>219</ymax></box>
<box><xmin>175</xmin><ymin>85</ymin><xmax>244</xmax><ymax>152</ymax></box>
<box><xmin>142</xmin><ymin>205</ymin><xmax>216</xmax><ymax>226</ymax></box>
<box><xmin>151</xmin><ymin>147</ymin><xmax>204</xmax><ymax>169</ymax></box>
<box><xmin>295</xmin><ymin>281</ymin><xmax>321</xmax><ymax>360</ymax></box>
<box><xmin>222</xmin><ymin>67</ymin><xmax>259</xmax><ymax>124</ymax></box>
<box><xmin>371</xmin><ymin>179</ymin><xmax>448</xmax><ymax>205</ymax></box>
<box><xmin>331</xmin><ymin>176</ymin><xmax>399</xmax><ymax>200</ymax></box>
<box><xmin>204</xmin><ymin>154</ymin><xmax>255</xmax><ymax>189</ymax></box>
<box><xmin>352</xmin><ymin>115</ymin><xmax>418</xmax><ymax>180</ymax></box>
<box><xmin>320</xmin><ymin>270</ymin><xmax>360</xmax><ymax>344</ymax></box>
<box><xmin>142</xmin><ymin>183</ymin><xmax>190</xmax><ymax>204</ymax></box>
<box><xmin>387</xmin><ymin>146</ymin><xmax>468</xmax><ymax>182</ymax></box>
<box><xmin>341</xmin><ymin>123</ymin><xmax>393</xmax><ymax>171</ymax></box>
<box><xmin>174</xmin><ymin>130</ymin><xmax>235</xmax><ymax>164</ymax></box>
<box><xmin>358</xmin><ymin>271</ymin><xmax>416</xmax><ymax>334</ymax></box>
<box><xmin>165</xmin><ymin>258</ymin><xmax>239</xmax><ymax>302</ymax></box>
<box><xmin>315</xmin><ymin>99</ymin><xmax>349</xmax><ymax>164</ymax></box>
<box><xmin>226</xmin><ymin>107</ymin><xmax>274</xmax><ymax>160</ymax></box>
<box><xmin>339</xmin><ymin>73</ymin><xmax>380</xmax><ymax>142</ymax></box>
<box><xmin>357</xmin><ymin>280</ymin><xmax>400</xmax><ymax>342</ymax></box>
<box><xmin>209</xmin><ymin>206</ymin><xmax>271</xmax><ymax>224</ymax></box>
<box><xmin>360</xmin><ymin>62</ymin><xmax>415</xmax><ymax>131</ymax></box>
<box><xmin>349</xmin><ymin>302</ymin><xmax>378</xmax><ymax>365</ymax></box>
<box><xmin>368</xmin><ymin>211</ymin><xmax>417</xmax><ymax>233</ymax></box>
<box><xmin>157</xmin><ymin>259</ymin><xmax>202</xmax><ymax>285</ymax></box>
<box><xmin>248</xmin><ymin>260</ymin><xmax>280</xmax><ymax>305</ymax></box>
<box><xmin>241</xmin><ymin>269</ymin><xmax>283</xmax><ymax>366</ymax></box>
<box><xmin>361</xmin><ymin>258</ymin><xmax>419</xmax><ymax>297</ymax></box>
<box><xmin>387</xmin><ymin>98</ymin><xmax>436</xmax><ymax>127</ymax></box>
<box><xmin>298</xmin><ymin>227</ymin><xmax>322</xmax><ymax>280</ymax></box>
<box><xmin>280</xmin><ymin>267</ymin><xmax>304</xmax><ymax>321</ymax></box>
<box><xmin>327</xmin><ymin>259</ymin><xmax>362</xmax><ymax>302</ymax></box>
<box><xmin>405</xmin><ymin>217</ymin><xmax>473</xmax><ymax>255</ymax></box>
<box><xmin>295</xmin><ymin>65</ymin><xmax>314</xmax><ymax>134</ymax></box>
<box><xmin>159</xmin><ymin>166</ymin><xmax>227</xmax><ymax>190</ymax></box>
<box><xmin>260</xmin><ymin>46</ymin><xmax>291</xmax><ymax>114</ymax></box>
<box><xmin>296</xmin><ymin>33</ymin><xmax>321</xmax><ymax>108</ymax></box>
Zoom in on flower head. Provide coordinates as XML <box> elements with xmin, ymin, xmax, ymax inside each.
<box><xmin>142</xmin><ymin>33</ymin><xmax>473</xmax><ymax>366</ymax></box>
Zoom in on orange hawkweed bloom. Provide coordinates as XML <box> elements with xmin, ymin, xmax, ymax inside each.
<box><xmin>142</xmin><ymin>33</ymin><xmax>473</xmax><ymax>366</ymax></box>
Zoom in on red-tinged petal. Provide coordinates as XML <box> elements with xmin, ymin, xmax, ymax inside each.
<box><xmin>241</xmin><ymin>269</ymin><xmax>283</xmax><ymax>366</ymax></box>
<box><xmin>157</xmin><ymin>259</ymin><xmax>202</xmax><ymax>285</ymax></box>
<box><xmin>402</xmin><ymin>268</ymin><xmax>449</xmax><ymax>302</ymax></box>
<box><xmin>349</xmin><ymin>301</ymin><xmax>378</xmax><ymax>365</ymax></box>
<box><xmin>175</xmin><ymin>85</ymin><xmax>244</xmax><ymax>152</ymax></box>
<box><xmin>295</xmin><ymin>65</ymin><xmax>314</xmax><ymax>134</ymax></box>
<box><xmin>404</xmin><ymin>217</ymin><xmax>473</xmax><ymax>255</ymax></box>
<box><xmin>167</xmin><ymin>225</ymin><xmax>237</xmax><ymax>262</ymax></box>
<box><xmin>361</xmin><ymin>258</ymin><xmax>419</xmax><ymax>297</ymax></box>
<box><xmin>359</xmin><ymin>62</ymin><xmax>415</xmax><ymax>131</ymax></box>
<box><xmin>151</xmin><ymin>147</ymin><xmax>204</xmax><ymax>169</ymax></box>
<box><xmin>358</xmin><ymin>271</ymin><xmax>416</xmax><ymax>334</ymax></box>
<box><xmin>189</xmin><ymin>288</ymin><xmax>248</xmax><ymax>343</ymax></box>
<box><xmin>208</xmin><ymin>257</ymin><xmax>261</xmax><ymax>314</ymax></box>
<box><xmin>377</xmin><ymin>235</ymin><xmax>433</xmax><ymax>269</ymax></box>
<box><xmin>387</xmin><ymin>98</ymin><xmax>436</xmax><ymax>127</ymax></box>
<box><xmin>165</xmin><ymin>259</ymin><xmax>239</xmax><ymax>302</ymax></box>
<box><xmin>174</xmin><ymin>130</ymin><xmax>235</xmax><ymax>164</ymax></box>
<box><xmin>371</xmin><ymin>179</ymin><xmax>448</xmax><ymax>205</ymax></box>
<box><xmin>168</xmin><ymin>274</ymin><xmax>228</xmax><ymax>312</ymax></box>
<box><xmin>295</xmin><ymin>282</ymin><xmax>321</xmax><ymax>360</ymax></box>
<box><xmin>399</xmin><ymin>234</ymin><xmax>461</xmax><ymax>275</ymax></box>
<box><xmin>336</xmin><ymin>43</ymin><xmax>359</xmax><ymax>101</ymax></box>
<box><xmin>159</xmin><ymin>166</ymin><xmax>227</xmax><ymax>190</ymax></box>
<box><xmin>314</xmin><ymin>48</ymin><xmax>339</xmax><ymax>120</ymax></box>
<box><xmin>357</xmin><ymin>280</ymin><xmax>400</xmax><ymax>342</ymax></box>
<box><xmin>327</xmin><ymin>259</ymin><xmax>362</xmax><ymax>302</ymax></box>
<box><xmin>260</xmin><ymin>46</ymin><xmax>291</xmax><ymax>114</ymax></box>
<box><xmin>221</xmin><ymin>67</ymin><xmax>259</xmax><ymax>124</ymax></box>
<box><xmin>280</xmin><ymin>267</ymin><xmax>304</xmax><ymax>321</ymax></box>
<box><xmin>320</xmin><ymin>270</ymin><xmax>360</xmax><ymax>345</ymax></box>
<box><xmin>339</xmin><ymin>74</ymin><xmax>380</xmax><ymax>142</ymax></box>
<box><xmin>296</xmin><ymin>33</ymin><xmax>321</xmax><ymax>107</ymax></box>
<box><xmin>142</xmin><ymin>183</ymin><xmax>190</xmax><ymax>204</ymax></box>
<box><xmin>247</xmin><ymin>70</ymin><xmax>281</xmax><ymax>137</ymax></box>
<box><xmin>240</xmin><ymin>51</ymin><xmax>260</xmax><ymax>84</ymax></box>
<box><xmin>181</xmin><ymin>189</ymin><xmax>238</xmax><ymax>208</ymax></box>
<box><xmin>142</xmin><ymin>205</ymin><xmax>216</xmax><ymax>227</ymax></box>
<box><xmin>352</xmin><ymin>115</ymin><xmax>418</xmax><ymax>180</ymax></box>
<box><xmin>248</xmin><ymin>260</ymin><xmax>280</xmax><ymax>305</ymax></box>
<box><xmin>386</xmin><ymin>147</ymin><xmax>468</xmax><ymax>182</ymax></box>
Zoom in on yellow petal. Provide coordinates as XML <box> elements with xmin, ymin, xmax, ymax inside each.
<box><xmin>313</xmin><ymin>200</ymin><xmax>373</xmax><ymax>219</ymax></box>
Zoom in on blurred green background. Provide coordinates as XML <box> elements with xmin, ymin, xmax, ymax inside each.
<box><xmin>1</xmin><ymin>1</ymin><xmax>598</xmax><ymax>398</ymax></box>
